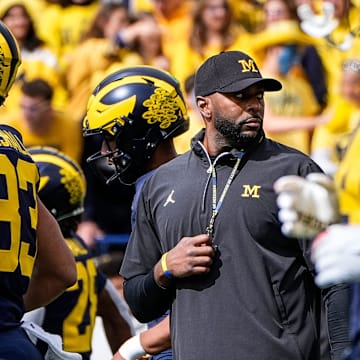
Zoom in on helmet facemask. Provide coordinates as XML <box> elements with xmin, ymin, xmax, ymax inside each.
<box><xmin>86</xmin><ymin>116</ymin><xmax>165</xmax><ymax>185</ymax></box>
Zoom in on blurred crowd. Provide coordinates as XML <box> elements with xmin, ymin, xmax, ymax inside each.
<box><xmin>1</xmin><ymin>0</ymin><xmax>360</xmax><ymax>249</ymax></box>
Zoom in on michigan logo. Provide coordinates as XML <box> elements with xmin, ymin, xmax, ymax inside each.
<box><xmin>143</xmin><ymin>88</ymin><xmax>179</xmax><ymax>129</ymax></box>
<box><xmin>238</xmin><ymin>59</ymin><xmax>259</xmax><ymax>74</ymax></box>
<box><xmin>241</xmin><ymin>184</ymin><xmax>261</xmax><ymax>198</ymax></box>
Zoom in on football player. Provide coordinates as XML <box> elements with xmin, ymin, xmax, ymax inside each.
<box><xmin>0</xmin><ymin>20</ymin><xmax>77</xmax><ymax>359</ymax></box>
<box><xmin>83</xmin><ymin>66</ymin><xmax>189</xmax><ymax>359</ymax></box>
<box><xmin>23</xmin><ymin>146</ymin><xmax>134</xmax><ymax>359</ymax></box>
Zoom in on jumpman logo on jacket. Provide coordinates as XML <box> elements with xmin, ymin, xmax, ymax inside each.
<box><xmin>163</xmin><ymin>190</ymin><xmax>176</xmax><ymax>207</ymax></box>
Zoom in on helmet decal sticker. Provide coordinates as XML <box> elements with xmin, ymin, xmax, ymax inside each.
<box><xmin>143</xmin><ymin>87</ymin><xmax>180</xmax><ymax>129</ymax></box>
<box><xmin>60</xmin><ymin>168</ymin><xmax>83</xmax><ymax>206</ymax></box>
<box><xmin>83</xmin><ymin>66</ymin><xmax>189</xmax><ymax>185</ymax></box>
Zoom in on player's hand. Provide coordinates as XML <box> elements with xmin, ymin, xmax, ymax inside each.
<box><xmin>273</xmin><ymin>173</ymin><xmax>340</xmax><ymax>239</ymax></box>
<box><xmin>312</xmin><ymin>224</ymin><xmax>360</xmax><ymax>288</ymax></box>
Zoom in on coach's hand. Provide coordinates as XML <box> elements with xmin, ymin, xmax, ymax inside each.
<box><xmin>166</xmin><ymin>234</ymin><xmax>215</xmax><ymax>278</ymax></box>
<box><xmin>273</xmin><ymin>173</ymin><xmax>340</xmax><ymax>239</ymax></box>
<box><xmin>154</xmin><ymin>234</ymin><xmax>215</xmax><ymax>289</ymax></box>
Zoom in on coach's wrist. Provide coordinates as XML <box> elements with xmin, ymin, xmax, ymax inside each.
<box><xmin>154</xmin><ymin>255</ymin><xmax>174</xmax><ymax>289</ymax></box>
<box><xmin>161</xmin><ymin>252</ymin><xmax>173</xmax><ymax>279</ymax></box>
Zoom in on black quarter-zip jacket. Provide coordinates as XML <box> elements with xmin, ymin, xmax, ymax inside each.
<box><xmin>121</xmin><ymin>130</ymin><xmax>343</xmax><ymax>360</ymax></box>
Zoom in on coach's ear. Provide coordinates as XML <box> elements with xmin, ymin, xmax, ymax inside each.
<box><xmin>196</xmin><ymin>96</ymin><xmax>211</xmax><ymax>120</ymax></box>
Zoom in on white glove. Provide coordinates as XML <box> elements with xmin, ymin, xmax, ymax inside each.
<box><xmin>297</xmin><ymin>2</ymin><xmax>339</xmax><ymax>38</ymax></box>
<box><xmin>312</xmin><ymin>224</ymin><xmax>360</xmax><ymax>288</ymax></box>
<box><xmin>273</xmin><ymin>173</ymin><xmax>340</xmax><ymax>239</ymax></box>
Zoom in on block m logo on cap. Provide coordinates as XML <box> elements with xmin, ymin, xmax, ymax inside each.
<box><xmin>238</xmin><ymin>59</ymin><xmax>259</xmax><ymax>73</ymax></box>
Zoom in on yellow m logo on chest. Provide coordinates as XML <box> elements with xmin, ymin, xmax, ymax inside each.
<box><xmin>241</xmin><ymin>184</ymin><xmax>261</xmax><ymax>198</ymax></box>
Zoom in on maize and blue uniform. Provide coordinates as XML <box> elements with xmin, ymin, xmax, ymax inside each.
<box><xmin>0</xmin><ymin>124</ymin><xmax>42</xmax><ymax>359</ymax></box>
<box><xmin>25</xmin><ymin>233</ymin><xmax>107</xmax><ymax>360</ymax></box>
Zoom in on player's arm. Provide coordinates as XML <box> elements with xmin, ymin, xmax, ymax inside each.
<box><xmin>97</xmin><ymin>278</ymin><xmax>133</xmax><ymax>353</ymax></box>
<box><xmin>23</xmin><ymin>198</ymin><xmax>77</xmax><ymax>311</ymax></box>
<box><xmin>113</xmin><ymin>316</ymin><xmax>171</xmax><ymax>360</ymax></box>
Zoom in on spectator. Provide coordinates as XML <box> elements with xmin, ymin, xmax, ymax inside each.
<box><xmin>311</xmin><ymin>57</ymin><xmax>360</xmax><ymax>176</ymax></box>
<box><xmin>171</xmin><ymin>0</ymin><xmax>252</xmax><ymax>88</ymax></box>
<box><xmin>64</xmin><ymin>2</ymin><xmax>142</xmax><ymax>123</ymax></box>
<box><xmin>36</xmin><ymin>0</ymin><xmax>100</xmax><ymax>70</ymax></box>
<box><xmin>0</xmin><ymin>0</ymin><xmax>67</xmax><ymax>115</ymax></box>
<box><xmin>3</xmin><ymin>78</ymin><xmax>83</xmax><ymax>164</ymax></box>
<box><xmin>114</xmin><ymin>11</ymin><xmax>170</xmax><ymax>71</ymax></box>
<box><xmin>254</xmin><ymin>0</ymin><xmax>328</xmax><ymax>110</ymax></box>
<box><xmin>296</xmin><ymin>0</ymin><xmax>360</xmax><ymax>103</ymax></box>
<box><xmin>250</xmin><ymin>19</ymin><xmax>329</xmax><ymax>154</ymax></box>
<box><xmin>150</xmin><ymin>0</ymin><xmax>194</xmax><ymax>72</ymax></box>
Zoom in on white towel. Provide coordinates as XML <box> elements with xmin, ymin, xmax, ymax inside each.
<box><xmin>21</xmin><ymin>321</ymin><xmax>82</xmax><ymax>360</ymax></box>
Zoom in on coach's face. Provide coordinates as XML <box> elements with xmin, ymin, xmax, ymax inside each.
<box><xmin>200</xmin><ymin>84</ymin><xmax>265</xmax><ymax>150</ymax></box>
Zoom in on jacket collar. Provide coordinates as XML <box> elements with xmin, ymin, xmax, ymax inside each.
<box><xmin>191</xmin><ymin>128</ymin><xmax>265</xmax><ymax>162</ymax></box>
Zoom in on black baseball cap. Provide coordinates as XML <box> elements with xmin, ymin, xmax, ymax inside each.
<box><xmin>194</xmin><ymin>50</ymin><xmax>282</xmax><ymax>97</ymax></box>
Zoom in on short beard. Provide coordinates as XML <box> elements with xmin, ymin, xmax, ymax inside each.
<box><xmin>214</xmin><ymin>113</ymin><xmax>261</xmax><ymax>149</ymax></box>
